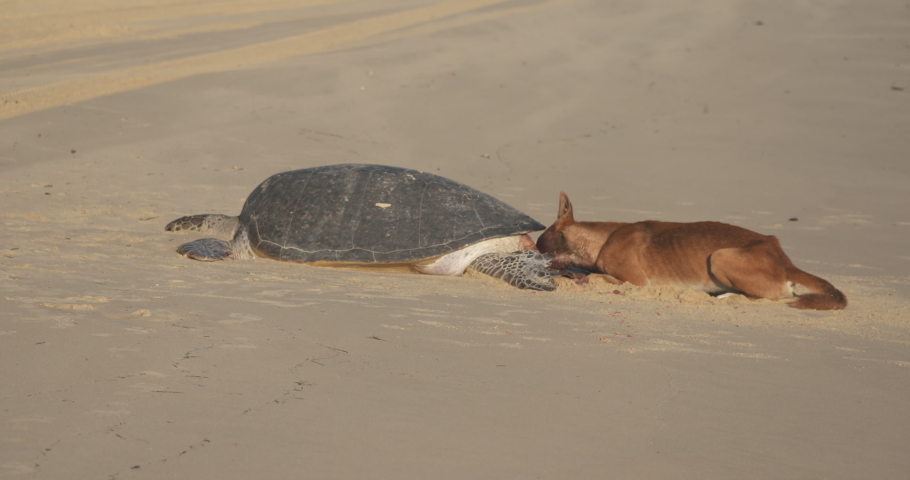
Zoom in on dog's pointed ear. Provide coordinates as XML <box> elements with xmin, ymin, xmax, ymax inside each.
<box><xmin>557</xmin><ymin>192</ymin><xmax>574</xmax><ymax>222</ymax></box>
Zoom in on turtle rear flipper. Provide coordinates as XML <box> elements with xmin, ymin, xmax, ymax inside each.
<box><xmin>469</xmin><ymin>250</ymin><xmax>559</xmax><ymax>291</ymax></box>
<box><xmin>177</xmin><ymin>238</ymin><xmax>233</xmax><ymax>261</ymax></box>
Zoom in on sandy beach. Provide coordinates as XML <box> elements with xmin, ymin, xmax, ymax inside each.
<box><xmin>2</xmin><ymin>0</ymin><xmax>909</xmax><ymax>478</ymax></box>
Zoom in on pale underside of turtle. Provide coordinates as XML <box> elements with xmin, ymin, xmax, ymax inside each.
<box><xmin>165</xmin><ymin>164</ymin><xmax>559</xmax><ymax>291</ymax></box>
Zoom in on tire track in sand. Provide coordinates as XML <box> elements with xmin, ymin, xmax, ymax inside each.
<box><xmin>0</xmin><ymin>0</ymin><xmax>512</xmax><ymax>121</ymax></box>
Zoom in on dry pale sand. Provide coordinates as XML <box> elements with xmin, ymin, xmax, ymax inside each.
<box><xmin>2</xmin><ymin>0</ymin><xmax>909</xmax><ymax>478</ymax></box>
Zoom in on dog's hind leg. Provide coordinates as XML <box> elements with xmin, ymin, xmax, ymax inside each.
<box><xmin>708</xmin><ymin>241</ymin><xmax>793</xmax><ymax>300</ymax></box>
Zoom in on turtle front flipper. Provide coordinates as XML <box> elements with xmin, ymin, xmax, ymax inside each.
<box><xmin>469</xmin><ymin>250</ymin><xmax>559</xmax><ymax>291</ymax></box>
<box><xmin>176</xmin><ymin>238</ymin><xmax>233</xmax><ymax>261</ymax></box>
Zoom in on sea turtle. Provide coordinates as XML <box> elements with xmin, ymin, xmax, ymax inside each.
<box><xmin>165</xmin><ymin>164</ymin><xmax>559</xmax><ymax>290</ymax></box>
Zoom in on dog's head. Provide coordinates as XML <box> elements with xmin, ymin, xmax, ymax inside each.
<box><xmin>536</xmin><ymin>192</ymin><xmax>576</xmax><ymax>255</ymax></box>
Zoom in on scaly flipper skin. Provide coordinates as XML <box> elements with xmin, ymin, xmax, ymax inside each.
<box><xmin>176</xmin><ymin>238</ymin><xmax>233</xmax><ymax>261</ymax></box>
<box><xmin>469</xmin><ymin>250</ymin><xmax>559</xmax><ymax>291</ymax></box>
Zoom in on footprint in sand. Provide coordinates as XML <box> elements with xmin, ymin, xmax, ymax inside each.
<box><xmin>218</xmin><ymin>313</ymin><xmax>261</xmax><ymax>325</ymax></box>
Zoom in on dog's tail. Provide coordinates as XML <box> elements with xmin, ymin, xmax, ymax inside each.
<box><xmin>786</xmin><ymin>268</ymin><xmax>847</xmax><ymax>310</ymax></box>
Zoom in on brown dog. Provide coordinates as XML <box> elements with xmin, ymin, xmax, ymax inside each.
<box><xmin>537</xmin><ymin>193</ymin><xmax>847</xmax><ymax>310</ymax></box>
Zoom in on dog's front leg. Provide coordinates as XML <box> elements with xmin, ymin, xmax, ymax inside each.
<box><xmin>547</xmin><ymin>253</ymin><xmax>575</xmax><ymax>270</ymax></box>
<box><xmin>548</xmin><ymin>253</ymin><xmax>597</xmax><ymax>272</ymax></box>
<box><xmin>577</xmin><ymin>273</ymin><xmax>624</xmax><ymax>285</ymax></box>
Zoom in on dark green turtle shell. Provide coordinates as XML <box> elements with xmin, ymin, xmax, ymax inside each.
<box><xmin>241</xmin><ymin>164</ymin><xmax>544</xmax><ymax>263</ymax></box>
